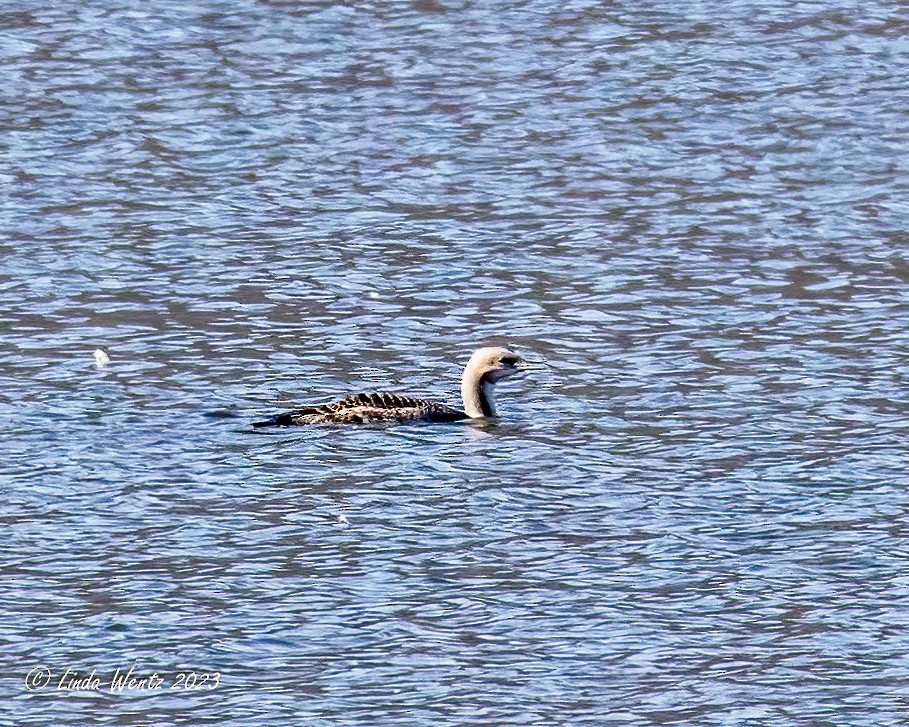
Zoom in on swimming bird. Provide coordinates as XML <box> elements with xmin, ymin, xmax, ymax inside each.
<box><xmin>253</xmin><ymin>346</ymin><xmax>523</xmax><ymax>426</ymax></box>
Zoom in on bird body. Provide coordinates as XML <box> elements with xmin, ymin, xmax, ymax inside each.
<box><xmin>254</xmin><ymin>392</ymin><xmax>467</xmax><ymax>426</ymax></box>
<box><xmin>253</xmin><ymin>347</ymin><xmax>521</xmax><ymax>427</ymax></box>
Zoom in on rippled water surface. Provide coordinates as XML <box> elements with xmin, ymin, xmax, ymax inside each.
<box><xmin>3</xmin><ymin>0</ymin><xmax>909</xmax><ymax>724</ymax></box>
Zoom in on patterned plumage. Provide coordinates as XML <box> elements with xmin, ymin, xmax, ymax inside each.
<box><xmin>253</xmin><ymin>392</ymin><xmax>467</xmax><ymax>426</ymax></box>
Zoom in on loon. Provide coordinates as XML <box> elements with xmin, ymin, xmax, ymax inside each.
<box><xmin>253</xmin><ymin>346</ymin><xmax>523</xmax><ymax>426</ymax></box>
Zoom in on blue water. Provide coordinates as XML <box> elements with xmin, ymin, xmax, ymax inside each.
<box><xmin>2</xmin><ymin>1</ymin><xmax>908</xmax><ymax>724</ymax></box>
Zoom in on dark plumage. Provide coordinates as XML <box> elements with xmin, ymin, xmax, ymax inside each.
<box><xmin>253</xmin><ymin>392</ymin><xmax>467</xmax><ymax>426</ymax></box>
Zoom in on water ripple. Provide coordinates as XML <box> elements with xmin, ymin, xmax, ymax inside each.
<box><xmin>2</xmin><ymin>0</ymin><xmax>908</xmax><ymax>724</ymax></box>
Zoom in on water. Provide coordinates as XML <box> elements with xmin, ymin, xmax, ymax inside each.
<box><xmin>2</xmin><ymin>0</ymin><xmax>908</xmax><ymax>724</ymax></box>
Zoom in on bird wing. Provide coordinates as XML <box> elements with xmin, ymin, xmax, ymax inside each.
<box><xmin>253</xmin><ymin>392</ymin><xmax>466</xmax><ymax>426</ymax></box>
<box><xmin>335</xmin><ymin>392</ymin><xmax>467</xmax><ymax>422</ymax></box>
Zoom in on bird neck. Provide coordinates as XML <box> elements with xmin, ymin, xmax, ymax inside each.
<box><xmin>461</xmin><ymin>367</ymin><xmax>496</xmax><ymax>418</ymax></box>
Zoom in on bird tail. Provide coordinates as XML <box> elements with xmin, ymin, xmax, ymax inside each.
<box><xmin>252</xmin><ymin>412</ymin><xmax>297</xmax><ymax>427</ymax></box>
